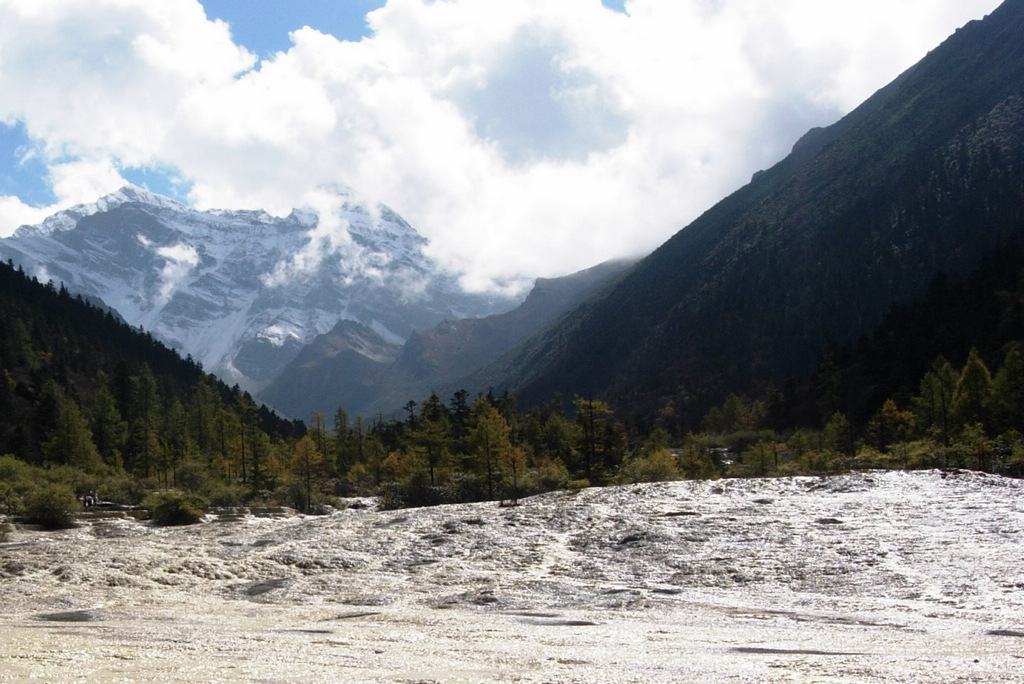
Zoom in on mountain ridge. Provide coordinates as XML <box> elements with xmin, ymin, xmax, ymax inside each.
<box><xmin>261</xmin><ymin>258</ymin><xmax>635</xmax><ymax>419</ymax></box>
<box><xmin>466</xmin><ymin>0</ymin><xmax>1024</xmax><ymax>428</ymax></box>
<box><xmin>0</xmin><ymin>186</ymin><xmax>518</xmax><ymax>394</ymax></box>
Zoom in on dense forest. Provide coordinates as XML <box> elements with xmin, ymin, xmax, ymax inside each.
<box><xmin>475</xmin><ymin>0</ymin><xmax>1024</xmax><ymax>432</ymax></box>
<box><xmin>2</xmin><ymin>241</ymin><xmax>1024</xmax><ymax>530</ymax></box>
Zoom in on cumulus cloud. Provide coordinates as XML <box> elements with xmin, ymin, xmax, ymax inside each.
<box><xmin>0</xmin><ymin>0</ymin><xmax>1004</xmax><ymax>291</ymax></box>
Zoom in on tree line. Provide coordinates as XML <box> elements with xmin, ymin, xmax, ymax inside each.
<box><xmin>4</xmin><ymin>247</ymin><xmax>1024</xmax><ymax>530</ymax></box>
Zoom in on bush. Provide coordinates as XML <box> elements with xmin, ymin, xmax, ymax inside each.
<box><xmin>97</xmin><ymin>474</ymin><xmax>149</xmax><ymax>506</ymax></box>
<box><xmin>0</xmin><ymin>454</ymin><xmax>32</xmax><ymax>484</ymax></box>
<box><xmin>533</xmin><ymin>457</ymin><xmax>570</xmax><ymax>492</ymax></box>
<box><xmin>25</xmin><ymin>483</ymin><xmax>79</xmax><ymax>529</ymax></box>
<box><xmin>566</xmin><ymin>478</ymin><xmax>591</xmax><ymax>492</ymax></box>
<box><xmin>376</xmin><ymin>481</ymin><xmax>404</xmax><ymax>511</ymax></box>
<box><xmin>174</xmin><ymin>461</ymin><xmax>209</xmax><ymax>494</ymax></box>
<box><xmin>344</xmin><ymin>462</ymin><xmax>375</xmax><ymax>496</ymax></box>
<box><xmin>442</xmin><ymin>471</ymin><xmax>489</xmax><ymax>504</ymax></box>
<box><xmin>273</xmin><ymin>479</ymin><xmax>308</xmax><ymax>511</ymax></box>
<box><xmin>618</xmin><ymin>448</ymin><xmax>679</xmax><ymax>484</ymax></box>
<box><xmin>0</xmin><ymin>481</ymin><xmax>24</xmax><ymax>516</ymax></box>
<box><xmin>42</xmin><ymin>464</ymin><xmax>96</xmax><ymax>492</ymax></box>
<box><xmin>203</xmin><ymin>482</ymin><xmax>247</xmax><ymax>507</ymax></box>
<box><xmin>143</xmin><ymin>491</ymin><xmax>209</xmax><ymax>526</ymax></box>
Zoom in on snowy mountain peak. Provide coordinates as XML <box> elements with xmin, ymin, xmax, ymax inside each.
<box><xmin>16</xmin><ymin>185</ymin><xmax>187</xmax><ymax>238</ymax></box>
<box><xmin>0</xmin><ymin>189</ymin><xmax>518</xmax><ymax>397</ymax></box>
<box><xmin>102</xmin><ymin>184</ymin><xmax>186</xmax><ymax>211</ymax></box>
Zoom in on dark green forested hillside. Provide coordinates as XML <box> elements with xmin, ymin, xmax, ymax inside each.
<box><xmin>0</xmin><ymin>259</ymin><xmax>303</xmax><ymax>456</ymax></box>
<box><xmin>3</xmin><ymin>245</ymin><xmax>1023</xmax><ymax>527</ymax></box>
<box><xmin>770</xmin><ymin>237</ymin><xmax>1024</xmax><ymax>430</ymax></box>
<box><xmin>467</xmin><ymin>0</ymin><xmax>1024</xmax><ymax>432</ymax></box>
<box><xmin>0</xmin><ymin>259</ymin><xmax>310</xmax><ymax>524</ymax></box>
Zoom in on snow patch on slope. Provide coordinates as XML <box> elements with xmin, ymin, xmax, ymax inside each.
<box><xmin>0</xmin><ymin>186</ymin><xmax>518</xmax><ymax>393</ymax></box>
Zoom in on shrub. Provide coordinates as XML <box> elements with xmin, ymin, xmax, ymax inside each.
<box><xmin>345</xmin><ymin>462</ymin><xmax>375</xmax><ymax>496</ymax></box>
<box><xmin>273</xmin><ymin>478</ymin><xmax>308</xmax><ymax>511</ymax></box>
<box><xmin>25</xmin><ymin>483</ymin><xmax>79</xmax><ymax>530</ymax></box>
<box><xmin>202</xmin><ymin>482</ymin><xmax>247</xmax><ymax>507</ymax></box>
<box><xmin>97</xmin><ymin>474</ymin><xmax>148</xmax><ymax>506</ymax></box>
<box><xmin>0</xmin><ymin>481</ymin><xmax>24</xmax><ymax>515</ymax></box>
<box><xmin>42</xmin><ymin>464</ymin><xmax>96</xmax><ymax>492</ymax></box>
<box><xmin>618</xmin><ymin>448</ymin><xmax>679</xmax><ymax>484</ymax></box>
<box><xmin>376</xmin><ymin>481</ymin><xmax>404</xmax><ymax>511</ymax></box>
<box><xmin>143</xmin><ymin>491</ymin><xmax>209</xmax><ymax>526</ymax></box>
<box><xmin>442</xmin><ymin>471</ymin><xmax>489</xmax><ymax>504</ymax></box>
<box><xmin>566</xmin><ymin>478</ymin><xmax>591</xmax><ymax>492</ymax></box>
<box><xmin>173</xmin><ymin>461</ymin><xmax>209</xmax><ymax>494</ymax></box>
<box><xmin>0</xmin><ymin>454</ymin><xmax>32</xmax><ymax>484</ymax></box>
<box><xmin>533</xmin><ymin>457</ymin><xmax>570</xmax><ymax>491</ymax></box>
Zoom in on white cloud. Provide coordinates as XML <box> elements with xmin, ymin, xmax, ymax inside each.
<box><xmin>155</xmin><ymin>242</ymin><xmax>200</xmax><ymax>305</ymax></box>
<box><xmin>0</xmin><ymin>0</ymin><xmax>1005</xmax><ymax>291</ymax></box>
<box><xmin>50</xmin><ymin>158</ymin><xmax>127</xmax><ymax>206</ymax></box>
<box><xmin>261</xmin><ymin>189</ymin><xmax>352</xmax><ymax>288</ymax></box>
<box><xmin>0</xmin><ymin>195</ymin><xmax>51</xmax><ymax>233</ymax></box>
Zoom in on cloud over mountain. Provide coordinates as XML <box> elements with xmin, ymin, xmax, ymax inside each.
<box><xmin>0</xmin><ymin>0</ymin><xmax>1002</xmax><ymax>292</ymax></box>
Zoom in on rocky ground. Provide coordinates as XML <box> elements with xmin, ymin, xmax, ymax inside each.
<box><xmin>1</xmin><ymin>469</ymin><xmax>1023</xmax><ymax>682</ymax></box>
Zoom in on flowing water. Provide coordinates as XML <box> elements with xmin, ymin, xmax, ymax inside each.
<box><xmin>2</xmin><ymin>470</ymin><xmax>1023</xmax><ymax>682</ymax></box>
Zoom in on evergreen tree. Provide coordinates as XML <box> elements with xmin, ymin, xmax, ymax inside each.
<box><xmin>913</xmin><ymin>356</ymin><xmax>958</xmax><ymax>444</ymax></box>
<box><xmin>951</xmin><ymin>348</ymin><xmax>995</xmax><ymax>433</ymax></box>
<box><xmin>163</xmin><ymin>399</ymin><xmax>193</xmax><ymax>487</ymax></box>
<box><xmin>31</xmin><ymin>380</ymin><xmax>63</xmax><ymax>460</ymax></box>
<box><xmin>89</xmin><ymin>380</ymin><xmax>127</xmax><ymax>469</ymax></box>
<box><xmin>574</xmin><ymin>395</ymin><xmax>613</xmax><ymax>481</ymax></box>
<box><xmin>43</xmin><ymin>395</ymin><xmax>103</xmax><ymax>473</ymax></box>
<box><xmin>822</xmin><ymin>411</ymin><xmax>854</xmax><ymax>461</ymax></box>
<box><xmin>866</xmin><ymin>399</ymin><xmax>915</xmax><ymax>452</ymax></box>
<box><xmin>290</xmin><ymin>435</ymin><xmax>326</xmax><ymax>511</ymax></box>
<box><xmin>410</xmin><ymin>394</ymin><xmax>451</xmax><ymax>486</ymax></box>
<box><xmin>125</xmin><ymin>366</ymin><xmax>161</xmax><ymax>477</ymax></box>
<box><xmin>448</xmin><ymin>389</ymin><xmax>471</xmax><ymax>449</ymax></box>
<box><xmin>992</xmin><ymin>344</ymin><xmax>1024</xmax><ymax>433</ymax></box>
<box><xmin>333</xmin><ymin>407</ymin><xmax>351</xmax><ymax>473</ymax></box>
<box><xmin>468</xmin><ymin>399</ymin><xmax>513</xmax><ymax>499</ymax></box>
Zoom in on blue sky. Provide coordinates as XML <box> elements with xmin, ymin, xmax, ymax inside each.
<box><xmin>201</xmin><ymin>0</ymin><xmax>385</xmax><ymax>54</ymax></box>
<box><xmin>1</xmin><ymin>0</ymin><xmax>630</xmax><ymax>213</ymax></box>
<box><xmin>1</xmin><ymin>0</ymin><xmax>392</xmax><ymax>208</ymax></box>
<box><xmin>0</xmin><ymin>0</ymin><xmax>1003</xmax><ymax>291</ymax></box>
<box><xmin>0</xmin><ymin>121</ymin><xmax>54</xmax><ymax>207</ymax></box>
<box><xmin>200</xmin><ymin>0</ymin><xmax>629</xmax><ymax>55</ymax></box>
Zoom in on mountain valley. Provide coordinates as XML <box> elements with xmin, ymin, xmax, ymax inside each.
<box><xmin>0</xmin><ymin>187</ymin><xmax>517</xmax><ymax>398</ymax></box>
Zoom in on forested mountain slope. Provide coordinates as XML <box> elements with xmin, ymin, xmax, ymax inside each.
<box><xmin>262</xmin><ymin>259</ymin><xmax>633</xmax><ymax>420</ymax></box>
<box><xmin>0</xmin><ymin>187</ymin><xmax>515</xmax><ymax>395</ymax></box>
<box><xmin>0</xmin><ymin>259</ymin><xmax>301</xmax><ymax>473</ymax></box>
<box><xmin>475</xmin><ymin>0</ymin><xmax>1024</xmax><ymax>430</ymax></box>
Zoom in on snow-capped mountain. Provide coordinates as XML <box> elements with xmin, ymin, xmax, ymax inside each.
<box><xmin>0</xmin><ymin>186</ymin><xmax>517</xmax><ymax>393</ymax></box>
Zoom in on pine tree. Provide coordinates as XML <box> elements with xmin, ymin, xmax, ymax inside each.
<box><xmin>89</xmin><ymin>381</ymin><xmax>127</xmax><ymax>469</ymax></box>
<box><xmin>469</xmin><ymin>399</ymin><xmax>513</xmax><ymax>500</ymax></box>
<box><xmin>43</xmin><ymin>395</ymin><xmax>103</xmax><ymax>473</ymax></box>
<box><xmin>951</xmin><ymin>348</ymin><xmax>994</xmax><ymax>433</ymax></box>
<box><xmin>574</xmin><ymin>395</ymin><xmax>613</xmax><ymax>481</ymax></box>
<box><xmin>866</xmin><ymin>399</ymin><xmax>915</xmax><ymax>452</ymax></box>
<box><xmin>913</xmin><ymin>356</ymin><xmax>958</xmax><ymax>444</ymax></box>
<box><xmin>410</xmin><ymin>394</ymin><xmax>451</xmax><ymax>487</ymax></box>
<box><xmin>992</xmin><ymin>344</ymin><xmax>1024</xmax><ymax>433</ymax></box>
<box><xmin>291</xmin><ymin>435</ymin><xmax>326</xmax><ymax>512</ymax></box>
